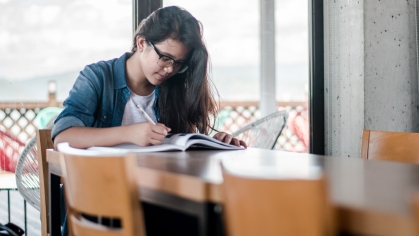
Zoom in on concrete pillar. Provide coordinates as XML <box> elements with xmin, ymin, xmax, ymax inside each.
<box><xmin>364</xmin><ymin>0</ymin><xmax>418</xmax><ymax>132</ymax></box>
<box><xmin>325</xmin><ymin>0</ymin><xmax>365</xmax><ymax>157</ymax></box>
<box><xmin>260</xmin><ymin>0</ymin><xmax>277</xmax><ymax>117</ymax></box>
<box><xmin>324</xmin><ymin>0</ymin><xmax>418</xmax><ymax>158</ymax></box>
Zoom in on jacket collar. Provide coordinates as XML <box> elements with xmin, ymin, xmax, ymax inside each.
<box><xmin>114</xmin><ymin>52</ymin><xmax>131</xmax><ymax>90</ymax></box>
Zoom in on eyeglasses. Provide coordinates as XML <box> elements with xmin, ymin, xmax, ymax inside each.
<box><xmin>148</xmin><ymin>41</ymin><xmax>188</xmax><ymax>74</ymax></box>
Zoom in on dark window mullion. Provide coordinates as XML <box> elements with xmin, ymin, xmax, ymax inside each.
<box><xmin>133</xmin><ymin>0</ymin><xmax>162</xmax><ymax>33</ymax></box>
<box><xmin>309</xmin><ymin>0</ymin><xmax>325</xmax><ymax>155</ymax></box>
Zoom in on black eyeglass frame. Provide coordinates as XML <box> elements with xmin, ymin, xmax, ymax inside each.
<box><xmin>148</xmin><ymin>41</ymin><xmax>188</xmax><ymax>74</ymax></box>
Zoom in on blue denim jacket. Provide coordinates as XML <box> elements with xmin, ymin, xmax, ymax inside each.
<box><xmin>52</xmin><ymin>52</ymin><xmax>159</xmax><ymax>141</ymax></box>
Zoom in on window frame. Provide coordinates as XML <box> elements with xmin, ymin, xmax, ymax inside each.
<box><xmin>308</xmin><ymin>0</ymin><xmax>324</xmax><ymax>155</ymax></box>
<box><xmin>133</xmin><ymin>0</ymin><xmax>162</xmax><ymax>33</ymax></box>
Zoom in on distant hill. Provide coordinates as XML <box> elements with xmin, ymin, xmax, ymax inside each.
<box><xmin>0</xmin><ymin>71</ymin><xmax>79</xmax><ymax>102</ymax></box>
<box><xmin>211</xmin><ymin>64</ymin><xmax>308</xmax><ymax>101</ymax></box>
<box><xmin>0</xmin><ymin>64</ymin><xmax>307</xmax><ymax>102</ymax></box>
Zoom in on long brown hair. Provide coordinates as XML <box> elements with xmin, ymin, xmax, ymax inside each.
<box><xmin>132</xmin><ymin>6</ymin><xmax>218</xmax><ymax>134</ymax></box>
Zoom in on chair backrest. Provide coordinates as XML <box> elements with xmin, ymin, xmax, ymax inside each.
<box><xmin>221</xmin><ymin>163</ymin><xmax>334</xmax><ymax>236</ymax></box>
<box><xmin>361</xmin><ymin>130</ymin><xmax>419</xmax><ymax>163</ymax></box>
<box><xmin>231</xmin><ymin>110</ymin><xmax>288</xmax><ymax>149</ymax></box>
<box><xmin>36</xmin><ymin>129</ymin><xmax>54</xmax><ymax>236</ymax></box>
<box><xmin>15</xmin><ymin>135</ymin><xmax>40</xmax><ymax>210</ymax></box>
<box><xmin>58</xmin><ymin>144</ymin><xmax>145</xmax><ymax>236</ymax></box>
<box><xmin>0</xmin><ymin>130</ymin><xmax>25</xmax><ymax>172</ymax></box>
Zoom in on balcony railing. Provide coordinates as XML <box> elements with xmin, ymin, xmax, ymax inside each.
<box><xmin>0</xmin><ymin>99</ymin><xmax>308</xmax><ymax>152</ymax></box>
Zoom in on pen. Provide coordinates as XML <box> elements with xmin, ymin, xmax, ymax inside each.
<box><xmin>132</xmin><ymin>99</ymin><xmax>156</xmax><ymax>125</ymax></box>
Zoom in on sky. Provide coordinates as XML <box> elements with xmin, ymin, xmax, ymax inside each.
<box><xmin>0</xmin><ymin>0</ymin><xmax>132</xmax><ymax>80</ymax></box>
<box><xmin>164</xmin><ymin>0</ymin><xmax>308</xmax><ymax>67</ymax></box>
<box><xmin>0</xmin><ymin>0</ymin><xmax>308</xmax><ymax>101</ymax></box>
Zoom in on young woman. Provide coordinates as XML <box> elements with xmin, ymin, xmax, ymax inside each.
<box><xmin>52</xmin><ymin>6</ymin><xmax>246</xmax><ymax>148</ymax></box>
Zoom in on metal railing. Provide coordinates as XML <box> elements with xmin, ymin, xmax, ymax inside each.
<box><xmin>0</xmin><ymin>168</ymin><xmax>41</xmax><ymax>235</ymax></box>
<box><xmin>0</xmin><ymin>188</ymin><xmax>41</xmax><ymax>236</ymax></box>
<box><xmin>0</xmin><ymin>188</ymin><xmax>26</xmax><ymax>230</ymax></box>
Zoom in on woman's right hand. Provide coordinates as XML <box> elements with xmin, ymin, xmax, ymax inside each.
<box><xmin>127</xmin><ymin>123</ymin><xmax>171</xmax><ymax>146</ymax></box>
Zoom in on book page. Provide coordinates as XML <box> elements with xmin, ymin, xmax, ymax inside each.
<box><xmin>58</xmin><ymin>142</ymin><xmax>129</xmax><ymax>157</ymax></box>
<box><xmin>162</xmin><ymin>133</ymin><xmax>200</xmax><ymax>146</ymax></box>
<box><xmin>89</xmin><ymin>143</ymin><xmax>185</xmax><ymax>153</ymax></box>
<box><xmin>187</xmin><ymin>133</ymin><xmax>238</xmax><ymax>147</ymax></box>
<box><xmin>164</xmin><ymin>133</ymin><xmax>244</xmax><ymax>150</ymax></box>
<box><xmin>88</xmin><ymin>133</ymin><xmax>244</xmax><ymax>153</ymax></box>
<box><xmin>187</xmin><ymin>139</ymin><xmax>243</xmax><ymax>150</ymax></box>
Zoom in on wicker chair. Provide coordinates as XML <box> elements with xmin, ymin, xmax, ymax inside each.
<box><xmin>14</xmin><ymin>109</ymin><xmax>60</xmax><ymax>211</ymax></box>
<box><xmin>232</xmin><ymin>110</ymin><xmax>288</xmax><ymax>149</ymax></box>
<box><xmin>15</xmin><ymin>134</ymin><xmax>40</xmax><ymax>210</ymax></box>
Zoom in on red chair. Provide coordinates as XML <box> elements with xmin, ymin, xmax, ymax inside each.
<box><xmin>0</xmin><ymin>130</ymin><xmax>25</xmax><ymax>172</ymax></box>
<box><xmin>287</xmin><ymin>107</ymin><xmax>309</xmax><ymax>152</ymax></box>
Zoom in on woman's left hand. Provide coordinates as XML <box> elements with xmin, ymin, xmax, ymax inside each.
<box><xmin>213</xmin><ymin>132</ymin><xmax>247</xmax><ymax>148</ymax></box>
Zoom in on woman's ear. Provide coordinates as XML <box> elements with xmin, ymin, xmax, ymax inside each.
<box><xmin>136</xmin><ymin>36</ymin><xmax>146</xmax><ymax>52</ymax></box>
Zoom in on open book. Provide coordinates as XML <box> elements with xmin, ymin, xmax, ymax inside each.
<box><xmin>88</xmin><ymin>133</ymin><xmax>245</xmax><ymax>153</ymax></box>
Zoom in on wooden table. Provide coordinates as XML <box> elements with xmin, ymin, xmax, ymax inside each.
<box><xmin>47</xmin><ymin>148</ymin><xmax>419</xmax><ymax>236</ymax></box>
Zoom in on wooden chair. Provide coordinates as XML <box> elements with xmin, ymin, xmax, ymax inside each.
<box><xmin>36</xmin><ymin>129</ymin><xmax>54</xmax><ymax>236</ymax></box>
<box><xmin>411</xmin><ymin>194</ymin><xmax>419</xmax><ymax>236</ymax></box>
<box><xmin>361</xmin><ymin>130</ymin><xmax>419</xmax><ymax>163</ymax></box>
<box><xmin>220</xmin><ymin>163</ymin><xmax>334</xmax><ymax>236</ymax></box>
<box><xmin>57</xmin><ymin>143</ymin><xmax>145</xmax><ymax>236</ymax></box>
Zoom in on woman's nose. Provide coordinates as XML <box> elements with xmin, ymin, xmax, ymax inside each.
<box><xmin>164</xmin><ymin>65</ymin><xmax>173</xmax><ymax>74</ymax></box>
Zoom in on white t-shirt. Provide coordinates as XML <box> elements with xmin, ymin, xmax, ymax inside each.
<box><xmin>121</xmin><ymin>90</ymin><xmax>157</xmax><ymax>126</ymax></box>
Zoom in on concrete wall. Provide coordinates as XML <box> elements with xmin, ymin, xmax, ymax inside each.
<box><xmin>324</xmin><ymin>0</ymin><xmax>418</xmax><ymax>157</ymax></box>
<box><xmin>325</xmin><ymin>0</ymin><xmax>365</xmax><ymax>157</ymax></box>
<box><xmin>364</xmin><ymin>0</ymin><xmax>418</xmax><ymax>132</ymax></box>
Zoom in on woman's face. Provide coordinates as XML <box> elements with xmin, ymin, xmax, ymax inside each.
<box><xmin>137</xmin><ymin>37</ymin><xmax>190</xmax><ymax>85</ymax></box>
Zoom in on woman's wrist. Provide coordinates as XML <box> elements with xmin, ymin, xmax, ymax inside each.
<box><xmin>114</xmin><ymin>125</ymin><xmax>131</xmax><ymax>144</ymax></box>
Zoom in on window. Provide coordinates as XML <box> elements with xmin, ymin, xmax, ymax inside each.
<box><xmin>163</xmin><ymin>0</ymin><xmax>309</xmax><ymax>151</ymax></box>
<box><xmin>0</xmin><ymin>0</ymin><xmax>132</xmax><ymax>141</ymax></box>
